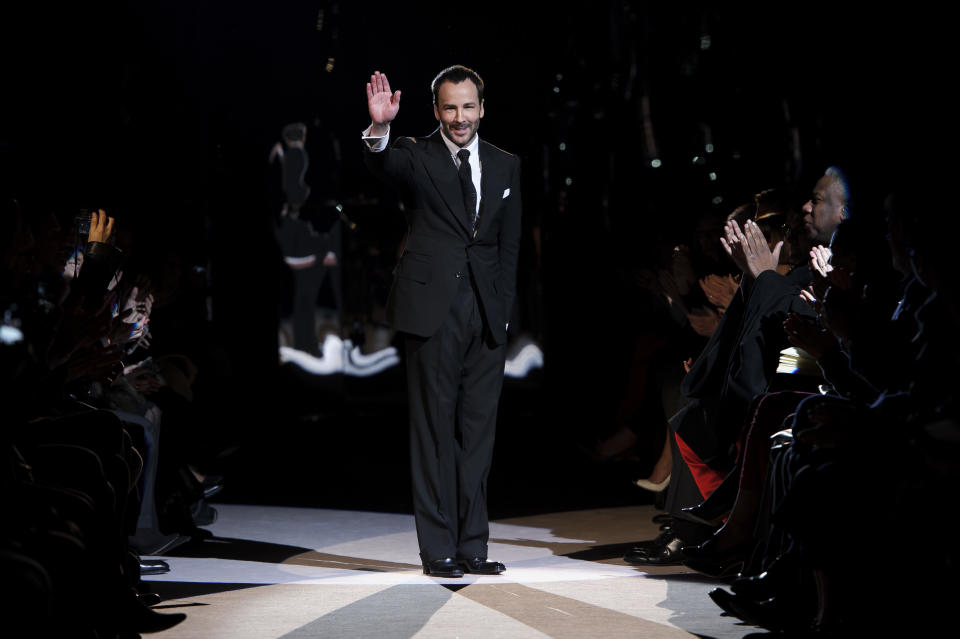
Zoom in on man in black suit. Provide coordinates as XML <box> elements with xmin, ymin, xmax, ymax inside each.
<box><xmin>362</xmin><ymin>66</ymin><xmax>521</xmax><ymax>578</ymax></box>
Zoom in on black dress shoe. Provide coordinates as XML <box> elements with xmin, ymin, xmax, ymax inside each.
<box><xmin>681</xmin><ymin>536</ymin><xmax>751</xmax><ymax>577</ymax></box>
<box><xmin>678</xmin><ymin>501</ymin><xmax>731</xmax><ymax>527</ymax></box>
<box><xmin>708</xmin><ymin>587</ymin><xmax>783</xmax><ymax>628</ymax></box>
<box><xmin>730</xmin><ymin>552</ymin><xmax>801</xmax><ymax>601</ymax></box>
<box><xmin>457</xmin><ymin>558</ymin><xmax>505</xmax><ymax>575</ymax></box>
<box><xmin>622</xmin><ymin>525</ymin><xmax>674</xmax><ymax>562</ymax></box>
<box><xmin>721</xmin><ymin>594</ymin><xmax>790</xmax><ymax>632</ymax></box>
<box><xmin>707</xmin><ymin>587</ymin><xmax>742</xmax><ymax>618</ymax></box>
<box><xmin>137</xmin><ymin>592</ymin><xmax>162</xmax><ymax>606</ymax></box>
<box><xmin>624</xmin><ymin>531</ymin><xmax>686</xmax><ymax>565</ymax></box>
<box><xmin>422</xmin><ymin>558</ymin><xmax>464</xmax><ymax>578</ymax></box>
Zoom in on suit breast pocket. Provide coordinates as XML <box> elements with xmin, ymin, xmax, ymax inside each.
<box><xmin>396</xmin><ymin>253</ymin><xmax>433</xmax><ymax>284</ymax></box>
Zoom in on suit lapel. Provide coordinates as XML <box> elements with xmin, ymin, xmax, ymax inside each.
<box><xmin>423</xmin><ymin>130</ymin><xmax>472</xmax><ymax>235</ymax></box>
<box><xmin>477</xmin><ymin>141</ymin><xmax>502</xmax><ymax>239</ymax></box>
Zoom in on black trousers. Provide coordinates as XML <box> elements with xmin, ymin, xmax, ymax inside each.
<box><xmin>404</xmin><ymin>273</ymin><xmax>505</xmax><ymax>562</ymax></box>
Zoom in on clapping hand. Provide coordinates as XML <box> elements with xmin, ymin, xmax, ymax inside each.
<box><xmin>720</xmin><ymin>219</ymin><xmax>782</xmax><ymax>279</ymax></box>
<box><xmin>809</xmin><ymin>245</ymin><xmax>833</xmax><ymax>279</ymax></box>
<box><xmin>738</xmin><ymin>219</ymin><xmax>782</xmax><ymax>279</ymax></box>
<box><xmin>699</xmin><ymin>273</ymin><xmax>739</xmax><ymax>313</ymax></box>
<box><xmin>123</xmin><ymin>358</ymin><xmax>165</xmax><ymax>394</ymax></box>
<box><xmin>799</xmin><ymin>285</ymin><xmax>822</xmax><ymax>315</ymax></box>
<box><xmin>720</xmin><ymin>219</ymin><xmax>749</xmax><ymax>273</ymax></box>
<box><xmin>808</xmin><ymin>244</ymin><xmax>833</xmax><ymax>299</ymax></box>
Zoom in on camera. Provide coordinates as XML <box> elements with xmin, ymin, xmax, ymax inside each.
<box><xmin>75</xmin><ymin>209</ymin><xmax>92</xmax><ymax>237</ymax></box>
<box><xmin>72</xmin><ymin>208</ymin><xmax>115</xmax><ymax>244</ymax></box>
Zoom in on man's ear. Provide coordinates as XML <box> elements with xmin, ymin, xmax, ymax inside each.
<box><xmin>434</xmin><ymin>104</ymin><xmax>440</xmax><ymax>121</ymax></box>
<box><xmin>479</xmin><ymin>100</ymin><xmax>485</xmax><ymax>119</ymax></box>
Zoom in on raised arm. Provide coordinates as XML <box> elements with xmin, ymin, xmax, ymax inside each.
<box><xmin>366</xmin><ymin>71</ymin><xmax>401</xmax><ymax>136</ymax></box>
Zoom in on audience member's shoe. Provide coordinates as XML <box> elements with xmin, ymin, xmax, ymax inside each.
<box><xmin>139</xmin><ymin>558</ymin><xmax>170</xmax><ymax>575</ymax></box>
<box><xmin>677</xmin><ymin>500</ymin><xmax>730</xmax><ymax>527</ymax></box>
<box><xmin>191</xmin><ymin>499</ymin><xmax>218</xmax><ymax>526</ymax></box>
<box><xmin>201</xmin><ymin>474</ymin><xmax>224</xmax><ymax>499</ymax></box>
<box><xmin>730</xmin><ymin>569</ymin><xmax>777</xmax><ymax>602</ymax></box>
<box><xmin>456</xmin><ymin>558</ymin><xmax>505</xmax><ymax>574</ymax></box>
<box><xmin>675</xmin><ymin>472</ymin><xmax>737</xmax><ymax>525</ymax></box>
<box><xmin>623</xmin><ymin>525</ymin><xmax>675</xmax><ymax>561</ymax></box>
<box><xmin>624</xmin><ymin>530</ymin><xmax>686</xmax><ymax>565</ymax></box>
<box><xmin>707</xmin><ymin>587</ymin><xmax>742</xmax><ymax>617</ymax></box>
<box><xmin>422</xmin><ymin>558</ymin><xmax>464</xmax><ymax>578</ymax></box>
<box><xmin>137</xmin><ymin>592</ymin><xmax>162</xmax><ymax>606</ymax></box>
<box><xmin>634</xmin><ymin>474</ymin><xmax>670</xmax><ymax>492</ymax></box>
<box><xmin>681</xmin><ymin>536</ymin><xmax>751</xmax><ymax>577</ymax></box>
<box><xmin>720</xmin><ymin>593</ymin><xmax>789</xmax><ymax>632</ymax></box>
<box><xmin>130</xmin><ymin>529</ymin><xmax>190</xmax><ymax>556</ymax></box>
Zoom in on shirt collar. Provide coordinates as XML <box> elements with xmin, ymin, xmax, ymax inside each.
<box><xmin>440</xmin><ymin>130</ymin><xmax>480</xmax><ymax>162</ymax></box>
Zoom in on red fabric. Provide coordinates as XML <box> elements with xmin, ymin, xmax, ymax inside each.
<box><xmin>675</xmin><ymin>432</ymin><xmax>727</xmax><ymax>500</ymax></box>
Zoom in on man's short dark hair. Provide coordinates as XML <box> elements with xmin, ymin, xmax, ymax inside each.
<box><xmin>431</xmin><ymin>65</ymin><xmax>484</xmax><ymax>104</ymax></box>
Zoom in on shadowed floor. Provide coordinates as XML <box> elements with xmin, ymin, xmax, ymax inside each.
<box><xmin>143</xmin><ymin>503</ymin><xmax>756</xmax><ymax>638</ymax></box>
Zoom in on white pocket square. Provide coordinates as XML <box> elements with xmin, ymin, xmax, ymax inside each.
<box><xmin>502</xmin><ymin>188</ymin><xmax>510</xmax><ymax>199</ymax></box>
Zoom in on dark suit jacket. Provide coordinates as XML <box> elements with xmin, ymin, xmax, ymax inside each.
<box><xmin>673</xmin><ymin>266</ymin><xmax>816</xmax><ymax>469</ymax></box>
<box><xmin>364</xmin><ymin>129</ymin><xmax>521</xmax><ymax>345</ymax></box>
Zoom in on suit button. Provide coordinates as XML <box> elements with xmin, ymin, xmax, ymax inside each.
<box><xmin>455</xmin><ymin>271</ymin><xmax>464</xmax><ymax>279</ymax></box>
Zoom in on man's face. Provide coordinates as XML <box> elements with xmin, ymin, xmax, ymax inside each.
<box><xmin>802</xmin><ymin>175</ymin><xmax>846</xmax><ymax>243</ymax></box>
<box><xmin>434</xmin><ymin>80</ymin><xmax>484</xmax><ymax>147</ymax></box>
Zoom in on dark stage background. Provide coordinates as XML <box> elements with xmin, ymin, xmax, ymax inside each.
<box><xmin>1</xmin><ymin>3</ymin><xmax>941</xmax><ymax>516</ymax></box>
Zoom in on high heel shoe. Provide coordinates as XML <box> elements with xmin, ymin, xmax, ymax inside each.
<box><xmin>634</xmin><ymin>474</ymin><xmax>670</xmax><ymax>492</ymax></box>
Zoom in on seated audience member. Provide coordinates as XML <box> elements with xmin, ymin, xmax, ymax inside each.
<box><xmin>703</xmin><ymin>174</ymin><xmax>956</xmax><ymax>635</ymax></box>
<box><xmin>625</xmin><ymin>170</ymin><xmax>847</xmax><ymax>566</ymax></box>
<box><xmin>2</xmin><ymin>204</ymin><xmax>187</xmax><ymax>635</ymax></box>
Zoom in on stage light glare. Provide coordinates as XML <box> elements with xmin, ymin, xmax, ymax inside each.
<box><xmin>1</xmin><ymin>325</ymin><xmax>23</xmax><ymax>345</ymax></box>
<box><xmin>651</xmin><ymin>158</ymin><xmax>662</xmax><ymax>168</ymax></box>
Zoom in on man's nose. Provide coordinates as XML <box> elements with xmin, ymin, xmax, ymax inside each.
<box><xmin>802</xmin><ymin>201</ymin><xmax>813</xmax><ymax>213</ymax></box>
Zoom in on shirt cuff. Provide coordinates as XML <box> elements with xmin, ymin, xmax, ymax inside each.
<box><xmin>362</xmin><ymin>124</ymin><xmax>390</xmax><ymax>152</ymax></box>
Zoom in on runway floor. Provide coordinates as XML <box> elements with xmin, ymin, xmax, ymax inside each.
<box><xmin>144</xmin><ymin>503</ymin><xmax>758</xmax><ymax>638</ymax></box>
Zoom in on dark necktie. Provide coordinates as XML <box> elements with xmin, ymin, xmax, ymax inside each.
<box><xmin>457</xmin><ymin>148</ymin><xmax>478</xmax><ymax>230</ymax></box>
